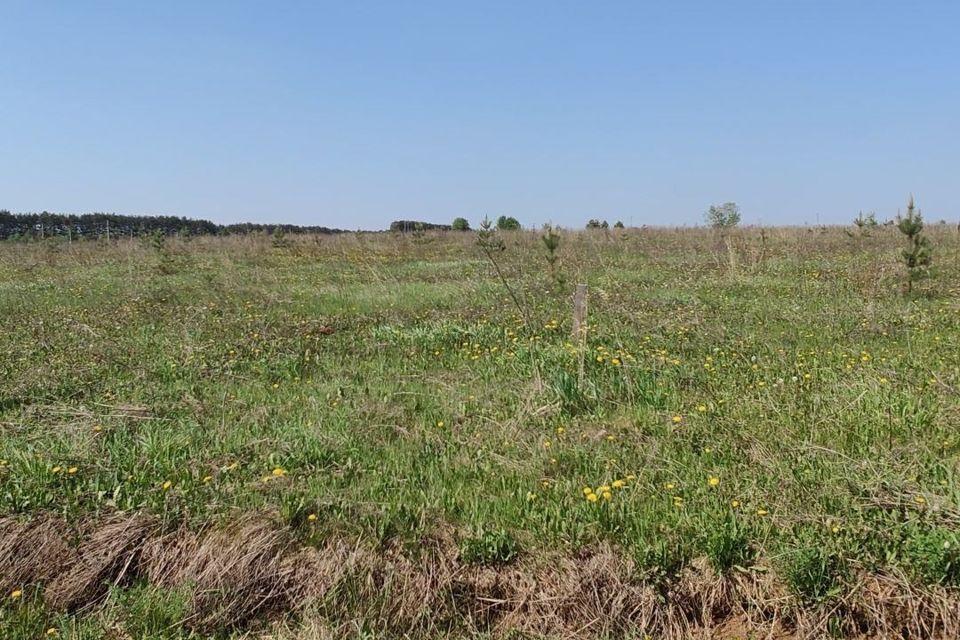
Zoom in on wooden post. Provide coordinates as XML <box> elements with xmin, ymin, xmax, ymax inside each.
<box><xmin>572</xmin><ymin>284</ymin><xmax>588</xmax><ymax>388</ymax></box>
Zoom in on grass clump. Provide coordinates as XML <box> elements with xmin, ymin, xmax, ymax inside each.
<box><xmin>459</xmin><ymin>528</ymin><xmax>520</xmax><ymax>565</ymax></box>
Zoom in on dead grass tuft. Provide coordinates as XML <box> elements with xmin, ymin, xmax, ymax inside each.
<box><xmin>141</xmin><ymin>515</ymin><xmax>313</xmax><ymax>631</ymax></box>
<box><xmin>0</xmin><ymin>514</ymin><xmax>75</xmax><ymax>594</ymax></box>
<box><xmin>45</xmin><ymin>514</ymin><xmax>156</xmax><ymax>612</ymax></box>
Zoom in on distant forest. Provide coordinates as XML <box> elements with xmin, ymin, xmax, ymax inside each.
<box><xmin>0</xmin><ymin>210</ymin><xmax>459</xmax><ymax>241</ymax></box>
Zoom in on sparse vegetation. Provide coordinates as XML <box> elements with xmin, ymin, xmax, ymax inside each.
<box><xmin>1</xmin><ymin>225</ymin><xmax>959</xmax><ymax>639</ymax></box>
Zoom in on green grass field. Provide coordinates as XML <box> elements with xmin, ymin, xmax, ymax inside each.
<box><xmin>1</xmin><ymin>226</ymin><xmax>959</xmax><ymax>639</ymax></box>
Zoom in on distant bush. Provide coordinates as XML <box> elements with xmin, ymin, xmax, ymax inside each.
<box><xmin>496</xmin><ymin>215</ymin><xmax>521</xmax><ymax>231</ymax></box>
<box><xmin>451</xmin><ymin>217</ymin><xmax>471</xmax><ymax>231</ymax></box>
<box><xmin>705</xmin><ymin>202</ymin><xmax>741</xmax><ymax>229</ymax></box>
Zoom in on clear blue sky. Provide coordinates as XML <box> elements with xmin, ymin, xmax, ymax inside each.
<box><xmin>1</xmin><ymin>1</ymin><xmax>957</xmax><ymax>229</ymax></box>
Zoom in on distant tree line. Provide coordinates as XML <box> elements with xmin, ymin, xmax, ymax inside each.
<box><xmin>0</xmin><ymin>210</ymin><xmax>348</xmax><ymax>241</ymax></box>
<box><xmin>389</xmin><ymin>220</ymin><xmax>452</xmax><ymax>232</ymax></box>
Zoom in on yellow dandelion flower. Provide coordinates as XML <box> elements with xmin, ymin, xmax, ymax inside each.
<box><xmin>436</xmin><ymin>421</ymin><xmax>444</xmax><ymax>427</ymax></box>
<box><xmin>202</xmin><ymin>475</ymin><xmax>213</xmax><ymax>483</ymax></box>
<box><xmin>708</xmin><ymin>476</ymin><xmax>720</xmax><ymax>487</ymax></box>
<box><xmin>272</xmin><ymin>467</ymin><xmax>287</xmax><ymax>477</ymax></box>
<box><xmin>915</xmin><ymin>495</ymin><xmax>926</xmax><ymax>505</ymax></box>
<box><xmin>47</xmin><ymin>629</ymin><xmax>59</xmax><ymax>637</ymax></box>
<box><xmin>601</xmin><ymin>491</ymin><xmax>613</xmax><ymax>501</ymax></box>
<box><xmin>626</xmin><ymin>474</ymin><xmax>637</xmax><ymax>481</ymax></box>
<box><xmin>612</xmin><ymin>479</ymin><xmax>626</xmax><ymax>489</ymax></box>
<box><xmin>10</xmin><ymin>589</ymin><xmax>23</xmax><ymax>599</ymax></box>
<box><xmin>671</xmin><ymin>415</ymin><xmax>682</xmax><ymax>424</ymax></box>
<box><xmin>664</xmin><ymin>482</ymin><xmax>675</xmax><ymax>490</ymax></box>
<box><xmin>672</xmin><ymin>496</ymin><xmax>683</xmax><ymax>506</ymax></box>
<box><xmin>161</xmin><ymin>480</ymin><xmax>173</xmax><ymax>491</ymax></box>
<box><xmin>598</xmin><ymin>485</ymin><xmax>611</xmax><ymax>493</ymax></box>
<box><xmin>582</xmin><ymin>486</ymin><xmax>593</xmax><ymax>495</ymax></box>
<box><xmin>756</xmin><ymin>508</ymin><xmax>768</xmax><ymax>516</ymax></box>
<box><xmin>67</xmin><ymin>467</ymin><xmax>78</xmax><ymax>475</ymax></box>
<box><xmin>586</xmin><ymin>492</ymin><xmax>599</xmax><ymax>503</ymax></box>
<box><xmin>697</xmin><ymin>404</ymin><xmax>707</xmax><ymax>412</ymax></box>
<box><xmin>730</xmin><ymin>500</ymin><xmax>740</xmax><ymax>508</ymax></box>
<box><xmin>307</xmin><ymin>513</ymin><xmax>318</xmax><ymax>521</ymax></box>
<box><xmin>51</xmin><ymin>466</ymin><xmax>62</xmax><ymax>474</ymax></box>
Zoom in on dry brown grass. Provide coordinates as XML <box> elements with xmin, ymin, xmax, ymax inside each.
<box><xmin>142</xmin><ymin>515</ymin><xmax>323</xmax><ymax>631</ymax></box>
<box><xmin>45</xmin><ymin>514</ymin><xmax>157</xmax><ymax>612</ymax></box>
<box><xmin>0</xmin><ymin>514</ymin><xmax>75</xmax><ymax>595</ymax></box>
<box><xmin>5</xmin><ymin>512</ymin><xmax>960</xmax><ymax>638</ymax></box>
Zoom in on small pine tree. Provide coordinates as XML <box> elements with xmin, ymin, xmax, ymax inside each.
<box><xmin>541</xmin><ymin>224</ymin><xmax>563</xmax><ymax>287</ymax></box>
<box><xmin>271</xmin><ymin>226</ymin><xmax>289</xmax><ymax>248</ymax></box>
<box><xmin>477</xmin><ymin>216</ymin><xmax>504</xmax><ymax>253</ymax></box>
<box><xmin>477</xmin><ymin>216</ymin><xmax>527</xmax><ymax>325</ymax></box>
<box><xmin>853</xmin><ymin>211</ymin><xmax>877</xmax><ymax>235</ymax></box>
<box><xmin>897</xmin><ymin>195</ymin><xmax>932</xmax><ymax>294</ymax></box>
<box><xmin>411</xmin><ymin>222</ymin><xmax>426</xmax><ymax>240</ymax></box>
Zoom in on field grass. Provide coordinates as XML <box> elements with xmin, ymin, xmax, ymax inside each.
<box><xmin>1</xmin><ymin>225</ymin><xmax>959</xmax><ymax>639</ymax></box>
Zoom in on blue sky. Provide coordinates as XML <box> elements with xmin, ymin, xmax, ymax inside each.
<box><xmin>1</xmin><ymin>1</ymin><xmax>957</xmax><ymax>229</ymax></box>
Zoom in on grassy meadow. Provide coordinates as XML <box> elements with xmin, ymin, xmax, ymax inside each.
<box><xmin>1</xmin><ymin>225</ymin><xmax>959</xmax><ymax>639</ymax></box>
